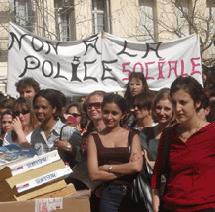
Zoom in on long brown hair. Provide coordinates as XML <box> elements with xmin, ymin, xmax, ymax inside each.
<box><xmin>14</xmin><ymin>97</ymin><xmax>38</xmax><ymax>128</ymax></box>
<box><xmin>124</xmin><ymin>72</ymin><xmax>150</xmax><ymax>109</ymax></box>
<box><xmin>11</xmin><ymin>98</ymin><xmax>38</xmax><ymax>142</ymax></box>
<box><xmin>152</xmin><ymin>88</ymin><xmax>174</xmax><ymax>125</ymax></box>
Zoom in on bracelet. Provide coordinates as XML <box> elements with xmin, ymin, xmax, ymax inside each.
<box><xmin>108</xmin><ymin>166</ymin><xmax>113</xmax><ymax>172</ymax></box>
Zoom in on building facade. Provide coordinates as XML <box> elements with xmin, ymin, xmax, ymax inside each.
<box><xmin>0</xmin><ymin>0</ymin><xmax>214</xmax><ymax>93</ymax></box>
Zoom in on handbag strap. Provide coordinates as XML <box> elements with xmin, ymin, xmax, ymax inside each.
<box><xmin>59</xmin><ymin>124</ymin><xmax>66</xmax><ymax>140</ymax></box>
<box><xmin>128</xmin><ymin>129</ymin><xmax>138</xmax><ymax>153</ymax></box>
<box><xmin>91</xmin><ymin>132</ymin><xmax>102</xmax><ymax>149</ymax></box>
<box><xmin>160</xmin><ymin>127</ymin><xmax>173</xmax><ymax>176</ymax></box>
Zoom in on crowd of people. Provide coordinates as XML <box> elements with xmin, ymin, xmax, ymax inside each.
<box><xmin>0</xmin><ymin>71</ymin><xmax>214</xmax><ymax>212</ymax></box>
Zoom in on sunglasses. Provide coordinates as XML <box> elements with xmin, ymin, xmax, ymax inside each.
<box><xmin>87</xmin><ymin>102</ymin><xmax>102</xmax><ymax>110</ymax></box>
<box><xmin>14</xmin><ymin>109</ymin><xmax>30</xmax><ymax>116</ymax></box>
<box><xmin>133</xmin><ymin>104</ymin><xmax>146</xmax><ymax>110</ymax></box>
<box><xmin>68</xmin><ymin>113</ymin><xmax>81</xmax><ymax>118</ymax></box>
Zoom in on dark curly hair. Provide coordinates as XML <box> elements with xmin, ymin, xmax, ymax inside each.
<box><xmin>33</xmin><ymin>89</ymin><xmax>66</xmax><ymax>119</ymax></box>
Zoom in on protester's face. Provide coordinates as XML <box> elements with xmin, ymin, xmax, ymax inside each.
<box><xmin>34</xmin><ymin>96</ymin><xmax>56</xmax><ymax>123</ymax></box>
<box><xmin>14</xmin><ymin>106</ymin><xmax>31</xmax><ymax>127</ymax></box>
<box><xmin>1</xmin><ymin>114</ymin><xmax>13</xmax><ymax>133</ymax></box>
<box><xmin>102</xmin><ymin>102</ymin><xmax>123</xmax><ymax>128</ymax></box>
<box><xmin>20</xmin><ymin>86</ymin><xmax>36</xmax><ymax>101</ymax></box>
<box><xmin>133</xmin><ymin>104</ymin><xmax>150</xmax><ymax>121</ymax></box>
<box><xmin>129</xmin><ymin>78</ymin><xmax>143</xmax><ymax>96</ymax></box>
<box><xmin>67</xmin><ymin>106</ymin><xmax>81</xmax><ymax>125</ymax></box>
<box><xmin>86</xmin><ymin>95</ymin><xmax>103</xmax><ymax>121</ymax></box>
<box><xmin>171</xmin><ymin>89</ymin><xmax>200</xmax><ymax>124</ymax></box>
<box><xmin>154</xmin><ymin>99</ymin><xmax>173</xmax><ymax>124</ymax></box>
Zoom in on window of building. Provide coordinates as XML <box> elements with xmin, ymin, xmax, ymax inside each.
<box><xmin>0</xmin><ymin>38</ymin><xmax>7</xmax><ymax>62</ymax></box>
<box><xmin>55</xmin><ymin>0</ymin><xmax>76</xmax><ymax>41</ymax></box>
<box><xmin>11</xmin><ymin>0</ymin><xmax>34</xmax><ymax>31</ymax></box>
<box><xmin>92</xmin><ymin>0</ymin><xmax>111</xmax><ymax>33</ymax></box>
<box><xmin>206</xmin><ymin>0</ymin><xmax>215</xmax><ymax>58</ymax></box>
<box><xmin>206</xmin><ymin>0</ymin><xmax>215</xmax><ymax>18</ymax></box>
<box><xmin>0</xmin><ymin>1</ymin><xmax>10</xmax><ymax>62</ymax></box>
<box><xmin>206</xmin><ymin>0</ymin><xmax>215</xmax><ymax>7</ymax></box>
<box><xmin>138</xmin><ymin>0</ymin><xmax>156</xmax><ymax>42</ymax></box>
<box><xmin>175</xmin><ymin>0</ymin><xmax>191</xmax><ymax>35</ymax></box>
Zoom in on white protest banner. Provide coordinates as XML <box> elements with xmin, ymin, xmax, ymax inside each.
<box><xmin>7</xmin><ymin>22</ymin><xmax>202</xmax><ymax>97</ymax></box>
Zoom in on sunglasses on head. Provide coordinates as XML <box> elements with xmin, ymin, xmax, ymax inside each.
<box><xmin>87</xmin><ymin>102</ymin><xmax>102</xmax><ymax>110</ymax></box>
<box><xmin>14</xmin><ymin>109</ymin><xmax>30</xmax><ymax>116</ymax></box>
<box><xmin>68</xmin><ymin>113</ymin><xmax>81</xmax><ymax>118</ymax></box>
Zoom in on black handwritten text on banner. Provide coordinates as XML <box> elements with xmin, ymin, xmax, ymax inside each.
<box><xmin>7</xmin><ymin>22</ymin><xmax>202</xmax><ymax>97</ymax></box>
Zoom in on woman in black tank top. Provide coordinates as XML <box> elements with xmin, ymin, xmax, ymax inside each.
<box><xmin>87</xmin><ymin>93</ymin><xmax>143</xmax><ymax>212</ymax></box>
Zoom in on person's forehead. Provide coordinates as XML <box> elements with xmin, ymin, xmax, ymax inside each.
<box><xmin>129</xmin><ymin>78</ymin><xmax>142</xmax><ymax>84</ymax></box>
<box><xmin>68</xmin><ymin>106</ymin><xmax>79</xmax><ymax>112</ymax></box>
<box><xmin>88</xmin><ymin>95</ymin><xmax>103</xmax><ymax>102</ymax></box>
<box><xmin>22</xmin><ymin>86</ymin><xmax>35</xmax><ymax>91</ymax></box>
<box><xmin>1</xmin><ymin>114</ymin><xmax>13</xmax><ymax>119</ymax></box>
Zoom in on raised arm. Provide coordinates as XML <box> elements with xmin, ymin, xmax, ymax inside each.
<box><xmin>12</xmin><ymin>117</ymin><xmax>31</xmax><ymax>148</ymax></box>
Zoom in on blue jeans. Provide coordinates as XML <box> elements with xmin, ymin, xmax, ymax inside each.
<box><xmin>99</xmin><ymin>183</ymin><xmax>128</xmax><ymax>212</ymax></box>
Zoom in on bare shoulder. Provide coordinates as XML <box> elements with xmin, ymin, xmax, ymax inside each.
<box><xmin>119</xmin><ymin>127</ymin><xmax>135</xmax><ymax>139</ymax></box>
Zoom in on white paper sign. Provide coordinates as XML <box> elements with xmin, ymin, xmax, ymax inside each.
<box><xmin>10</xmin><ymin>150</ymin><xmax>60</xmax><ymax>176</ymax></box>
<box><xmin>35</xmin><ymin>197</ymin><xmax>63</xmax><ymax>212</ymax></box>
<box><xmin>7</xmin><ymin>22</ymin><xmax>202</xmax><ymax>97</ymax></box>
<box><xmin>16</xmin><ymin>166</ymin><xmax>72</xmax><ymax>193</ymax></box>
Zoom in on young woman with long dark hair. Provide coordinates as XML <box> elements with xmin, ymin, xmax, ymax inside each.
<box><xmin>87</xmin><ymin>93</ymin><xmax>143</xmax><ymax>212</ymax></box>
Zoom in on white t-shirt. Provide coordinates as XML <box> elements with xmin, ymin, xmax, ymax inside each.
<box><xmin>3</xmin><ymin>131</ymin><xmax>33</xmax><ymax>146</ymax></box>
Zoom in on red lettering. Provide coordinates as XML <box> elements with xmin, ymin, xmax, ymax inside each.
<box><xmin>145</xmin><ymin>61</ymin><xmax>155</xmax><ymax>80</ymax></box>
<box><xmin>167</xmin><ymin>61</ymin><xmax>178</xmax><ymax>78</ymax></box>
<box><xmin>121</xmin><ymin>62</ymin><xmax>131</xmax><ymax>81</ymax></box>
<box><xmin>132</xmin><ymin>62</ymin><xmax>144</xmax><ymax>73</ymax></box>
<box><xmin>180</xmin><ymin>60</ymin><xmax>188</xmax><ymax>77</ymax></box>
<box><xmin>120</xmin><ymin>58</ymin><xmax>201</xmax><ymax>84</ymax></box>
<box><xmin>190</xmin><ymin>57</ymin><xmax>201</xmax><ymax>75</ymax></box>
<box><xmin>157</xmin><ymin>59</ymin><xmax>165</xmax><ymax>80</ymax></box>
